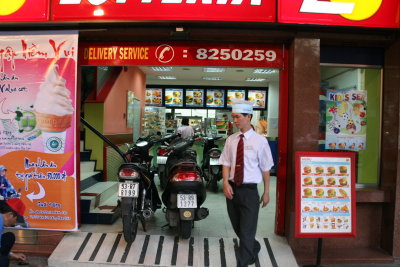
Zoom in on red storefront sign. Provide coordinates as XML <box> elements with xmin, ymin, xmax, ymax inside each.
<box><xmin>278</xmin><ymin>0</ymin><xmax>400</xmax><ymax>28</ymax></box>
<box><xmin>0</xmin><ymin>0</ymin><xmax>49</xmax><ymax>22</ymax></box>
<box><xmin>79</xmin><ymin>42</ymin><xmax>284</xmax><ymax>68</ymax></box>
<box><xmin>51</xmin><ymin>0</ymin><xmax>276</xmax><ymax>22</ymax></box>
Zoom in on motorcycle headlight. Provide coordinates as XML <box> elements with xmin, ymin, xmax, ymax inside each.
<box><xmin>119</xmin><ymin>168</ymin><xmax>140</xmax><ymax>180</ymax></box>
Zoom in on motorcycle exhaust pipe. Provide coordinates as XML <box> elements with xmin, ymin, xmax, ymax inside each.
<box><xmin>142</xmin><ymin>208</ymin><xmax>154</xmax><ymax>219</ymax></box>
<box><xmin>195</xmin><ymin>207</ymin><xmax>209</xmax><ymax>221</ymax></box>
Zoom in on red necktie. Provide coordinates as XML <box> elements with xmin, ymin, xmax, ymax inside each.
<box><xmin>234</xmin><ymin>134</ymin><xmax>244</xmax><ymax>186</ymax></box>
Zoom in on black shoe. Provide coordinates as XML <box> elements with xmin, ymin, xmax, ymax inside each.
<box><xmin>249</xmin><ymin>241</ymin><xmax>261</xmax><ymax>265</ymax></box>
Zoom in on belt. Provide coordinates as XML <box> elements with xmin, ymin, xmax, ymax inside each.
<box><xmin>229</xmin><ymin>181</ymin><xmax>257</xmax><ymax>189</ymax></box>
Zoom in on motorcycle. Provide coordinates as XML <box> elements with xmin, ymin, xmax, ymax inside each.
<box><xmin>156</xmin><ymin>133</ymin><xmax>179</xmax><ymax>189</ymax></box>
<box><xmin>81</xmin><ymin>118</ymin><xmax>163</xmax><ymax>243</ymax></box>
<box><xmin>161</xmin><ymin>136</ymin><xmax>209</xmax><ymax>239</ymax></box>
<box><xmin>201</xmin><ymin>136</ymin><xmax>223</xmax><ymax>192</ymax></box>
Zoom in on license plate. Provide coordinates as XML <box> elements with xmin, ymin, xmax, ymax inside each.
<box><xmin>118</xmin><ymin>182</ymin><xmax>139</xmax><ymax>198</ymax></box>
<box><xmin>210</xmin><ymin>158</ymin><xmax>220</xmax><ymax>165</ymax></box>
<box><xmin>177</xmin><ymin>194</ymin><xmax>197</xmax><ymax>208</ymax></box>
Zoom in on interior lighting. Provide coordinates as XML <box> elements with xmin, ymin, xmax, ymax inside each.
<box><xmin>157</xmin><ymin>76</ymin><xmax>177</xmax><ymax>80</ymax></box>
<box><xmin>203</xmin><ymin>77</ymin><xmax>222</xmax><ymax>81</ymax></box>
<box><xmin>93</xmin><ymin>9</ymin><xmax>105</xmax><ymax>16</ymax></box>
<box><xmin>203</xmin><ymin>67</ymin><xmax>226</xmax><ymax>73</ymax></box>
<box><xmin>253</xmin><ymin>69</ymin><xmax>276</xmax><ymax>74</ymax></box>
<box><xmin>152</xmin><ymin>67</ymin><xmax>173</xmax><ymax>71</ymax></box>
<box><xmin>246</xmin><ymin>78</ymin><xmax>266</xmax><ymax>82</ymax></box>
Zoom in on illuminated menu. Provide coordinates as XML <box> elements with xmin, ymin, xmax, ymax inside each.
<box><xmin>206</xmin><ymin>89</ymin><xmax>225</xmax><ymax>108</ymax></box>
<box><xmin>145</xmin><ymin>88</ymin><xmax>163</xmax><ymax>106</ymax></box>
<box><xmin>185</xmin><ymin>89</ymin><xmax>204</xmax><ymax>107</ymax></box>
<box><xmin>165</xmin><ymin>88</ymin><xmax>183</xmax><ymax>107</ymax></box>
<box><xmin>227</xmin><ymin>89</ymin><xmax>245</xmax><ymax>107</ymax></box>
<box><xmin>248</xmin><ymin>89</ymin><xmax>266</xmax><ymax>109</ymax></box>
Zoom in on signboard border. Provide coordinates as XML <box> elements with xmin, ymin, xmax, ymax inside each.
<box><xmin>295</xmin><ymin>151</ymin><xmax>357</xmax><ymax>238</ymax></box>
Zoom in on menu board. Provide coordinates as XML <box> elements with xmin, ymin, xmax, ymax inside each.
<box><xmin>295</xmin><ymin>152</ymin><xmax>356</xmax><ymax>238</ymax></box>
<box><xmin>145</xmin><ymin>88</ymin><xmax>163</xmax><ymax>106</ymax></box>
<box><xmin>185</xmin><ymin>89</ymin><xmax>204</xmax><ymax>107</ymax></box>
<box><xmin>248</xmin><ymin>89</ymin><xmax>267</xmax><ymax>109</ymax></box>
<box><xmin>206</xmin><ymin>89</ymin><xmax>225</xmax><ymax>108</ymax></box>
<box><xmin>227</xmin><ymin>89</ymin><xmax>246</xmax><ymax>107</ymax></box>
<box><xmin>165</xmin><ymin>88</ymin><xmax>184</xmax><ymax>107</ymax></box>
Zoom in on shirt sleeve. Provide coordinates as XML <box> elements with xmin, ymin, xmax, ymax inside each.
<box><xmin>219</xmin><ymin>137</ymin><xmax>232</xmax><ymax>167</ymax></box>
<box><xmin>259</xmin><ymin>140</ymin><xmax>274</xmax><ymax>172</ymax></box>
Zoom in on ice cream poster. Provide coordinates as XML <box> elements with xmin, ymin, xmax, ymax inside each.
<box><xmin>0</xmin><ymin>31</ymin><xmax>78</xmax><ymax>231</ymax></box>
<box><xmin>295</xmin><ymin>152</ymin><xmax>356</xmax><ymax>238</ymax></box>
<box><xmin>325</xmin><ymin>89</ymin><xmax>367</xmax><ymax>151</ymax></box>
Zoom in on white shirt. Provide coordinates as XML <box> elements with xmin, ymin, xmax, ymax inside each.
<box><xmin>177</xmin><ymin>125</ymin><xmax>194</xmax><ymax>139</ymax></box>
<box><xmin>219</xmin><ymin>129</ymin><xmax>274</xmax><ymax>184</ymax></box>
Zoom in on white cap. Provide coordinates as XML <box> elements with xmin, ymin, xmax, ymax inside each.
<box><xmin>231</xmin><ymin>99</ymin><xmax>254</xmax><ymax>114</ymax></box>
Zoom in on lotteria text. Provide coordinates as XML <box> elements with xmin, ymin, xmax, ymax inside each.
<box><xmin>59</xmin><ymin>0</ymin><xmax>262</xmax><ymax>5</ymax></box>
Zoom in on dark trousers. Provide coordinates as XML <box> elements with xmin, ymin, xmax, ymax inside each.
<box><xmin>226</xmin><ymin>183</ymin><xmax>260</xmax><ymax>267</ymax></box>
<box><xmin>0</xmin><ymin>232</ymin><xmax>15</xmax><ymax>267</ymax></box>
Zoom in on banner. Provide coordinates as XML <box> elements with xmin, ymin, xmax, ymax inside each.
<box><xmin>278</xmin><ymin>0</ymin><xmax>400</xmax><ymax>28</ymax></box>
<box><xmin>295</xmin><ymin>152</ymin><xmax>356</xmax><ymax>238</ymax></box>
<box><xmin>51</xmin><ymin>0</ymin><xmax>276</xmax><ymax>23</ymax></box>
<box><xmin>0</xmin><ymin>31</ymin><xmax>78</xmax><ymax>231</ymax></box>
<box><xmin>325</xmin><ymin>89</ymin><xmax>367</xmax><ymax>151</ymax></box>
<box><xmin>79</xmin><ymin>43</ymin><xmax>284</xmax><ymax>68</ymax></box>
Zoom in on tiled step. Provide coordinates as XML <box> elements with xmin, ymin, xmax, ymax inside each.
<box><xmin>80</xmin><ymin>150</ymin><xmax>91</xmax><ymax>161</ymax></box>
<box><xmin>81</xmin><ymin>161</ymin><xmax>96</xmax><ymax>173</ymax></box>
<box><xmin>48</xmin><ymin>233</ymin><xmax>298</xmax><ymax>267</ymax></box>
<box><xmin>80</xmin><ymin>182</ymin><xmax>118</xmax><ymax>219</ymax></box>
<box><xmin>80</xmin><ymin>171</ymin><xmax>102</xmax><ymax>191</ymax></box>
<box><xmin>81</xmin><ymin>195</ymin><xmax>121</xmax><ymax>224</ymax></box>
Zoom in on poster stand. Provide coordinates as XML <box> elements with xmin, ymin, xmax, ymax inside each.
<box><xmin>304</xmin><ymin>238</ymin><xmax>323</xmax><ymax>267</ymax></box>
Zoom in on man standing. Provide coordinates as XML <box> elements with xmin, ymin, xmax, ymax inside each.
<box><xmin>219</xmin><ymin>100</ymin><xmax>274</xmax><ymax>267</ymax></box>
<box><xmin>177</xmin><ymin>117</ymin><xmax>194</xmax><ymax>139</ymax></box>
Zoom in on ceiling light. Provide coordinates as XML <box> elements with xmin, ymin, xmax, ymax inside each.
<box><xmin>253</xmin><ymin>69</ymin><xmax>276</xmax><ymax>74</ymax></box>
<box><xmin>157</xmin><ymin>76</ymin><xmax>177</xmax><ymax>80</ymax></box>
<box><xmin>152</xmin><ymin>67</ymin><xmax>172</xmax><ymax>71</ymax></box>
<box><xmin>246</xmin><ymin>78</ymin><xmax>266</xmax><ymax>82</ymax></box>
<box><xmin>93</xmin><ymin>9</ymin><xmax>104</xmax><ymax>16</ymax></box>
<box><xmin>202</xmin><ymin>77</ymin><xmax>222</xmax><ymax>81</ymax></box>
<box><xmin>203</xmin><ymin>67</ymin><xmax>226</xmax><ymax>73</ymax></box>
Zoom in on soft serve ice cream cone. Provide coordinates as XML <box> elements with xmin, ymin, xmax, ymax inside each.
<box><xmin>34</xmin><ymin>65</ymin><xmax>74</xmax><ymax>154</ymax></box>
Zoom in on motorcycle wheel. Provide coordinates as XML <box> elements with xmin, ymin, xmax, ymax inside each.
<box><xmin>122</xmin><ymin>198</ymin><xmax>138</xmax><ymax>243</ymax></box>
<box><xmin>211</xmin><ymin>175</ymin><xmax>218</xmax><ymax>193</ymax></box>
<box><xmin>179</xmin><ymin>220</ymin><xmax>193</xmax><ymax>239</ymax></box>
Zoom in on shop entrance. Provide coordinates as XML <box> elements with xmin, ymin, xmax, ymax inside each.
<box><xmin>71</xmin><ymin>43</ymin><xmax>292</xmax><ymax>266</ymax></box>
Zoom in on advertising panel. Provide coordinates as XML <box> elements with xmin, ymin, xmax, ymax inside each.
<box><xmin>185</xmin><ymin>89</ymin><xmax>204</xmax><ymax>108</ymax></box>
<box><xmin>325</xmin><ymin>89</ymin><xmax>367</xmax><ymax>151</ymax></box>
<box><xmin>0</xmin><ymin>0</ymin><xmax>49</xmax><ymax>22</ymax></box>
<box><xmin>206</xmin><ymin>89</ymin><xmax>225</xmax><ymax>108</ymax></box>
<box><xmin>165</xmin><ymin>88</ymin><xmax>183</xmax><ymax>107</ymax></box>
<box><xmin>295</xmin><ymin>152</ymin><xmax>356</xmax><ymax>238</ymax></box>
<box><xmin>52</xmin><ymin>0</ymin><xmax>276</xmax><ymax>23</ymax></box>
<box><xmin>79</xmin><ymin>43</ymin><xmax>284</xmax><ymax>69</ymax></box>
<box><xmin>248</xmin><ymin>89</ymin><xmax>267</xmax><ymax>109</ymax></box>
<box><xmin>278</xmin><ymin>0</ymin><xmax>400</xmax><ymax>28</ymax></box>
<box><xmin>145</xmin><ymin>88</ymin><xmax>163</xmax><ymax>107</ymax></box>
<box><xmin>227</xmin><ymin>89</ymin><xmax>245</xmax><ymax>107</ymax></box>
<box><xmin>0</xmin><ymin>31</ymin><xmax>78</xmax><ymax>231</ymax></box>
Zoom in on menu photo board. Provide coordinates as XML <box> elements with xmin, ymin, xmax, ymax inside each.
<box><xmin>248</xmin><ymin>89</ymin><xmax>267</xmax><ymax>109</ymax></box>
<box><xmin>145</xmin><ymin>88</ymin><xmax>163</xmax><ymax>106</ymax></box>
<box><xmin>165</xmin><ymin>88</ymin><xmax>184</xmax><ymax>107</ymax></box>
<box><xmin>185</xmin><ymin>89</ymin><xmax>204</xmax><ymax>107</ymax></box>
<box><xmin>227</xmin><ymin>89</ymin><xmax>246</xmax><ymax>107</ymax></box>
<box><xmin>295</xmin><ymin>152</ymin><xmax>356</xmax><ymax>238</ymax></box>
<box><xmin>206</xmin><ymin>89</ymin><xmax>225</xmax><ymax>108</ymax></box>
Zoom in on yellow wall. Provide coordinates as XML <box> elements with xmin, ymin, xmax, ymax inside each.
<box><xmin>84</xmin><ymin>103</ymin><xmax>104</xmax><ymax>170</ymax></box>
